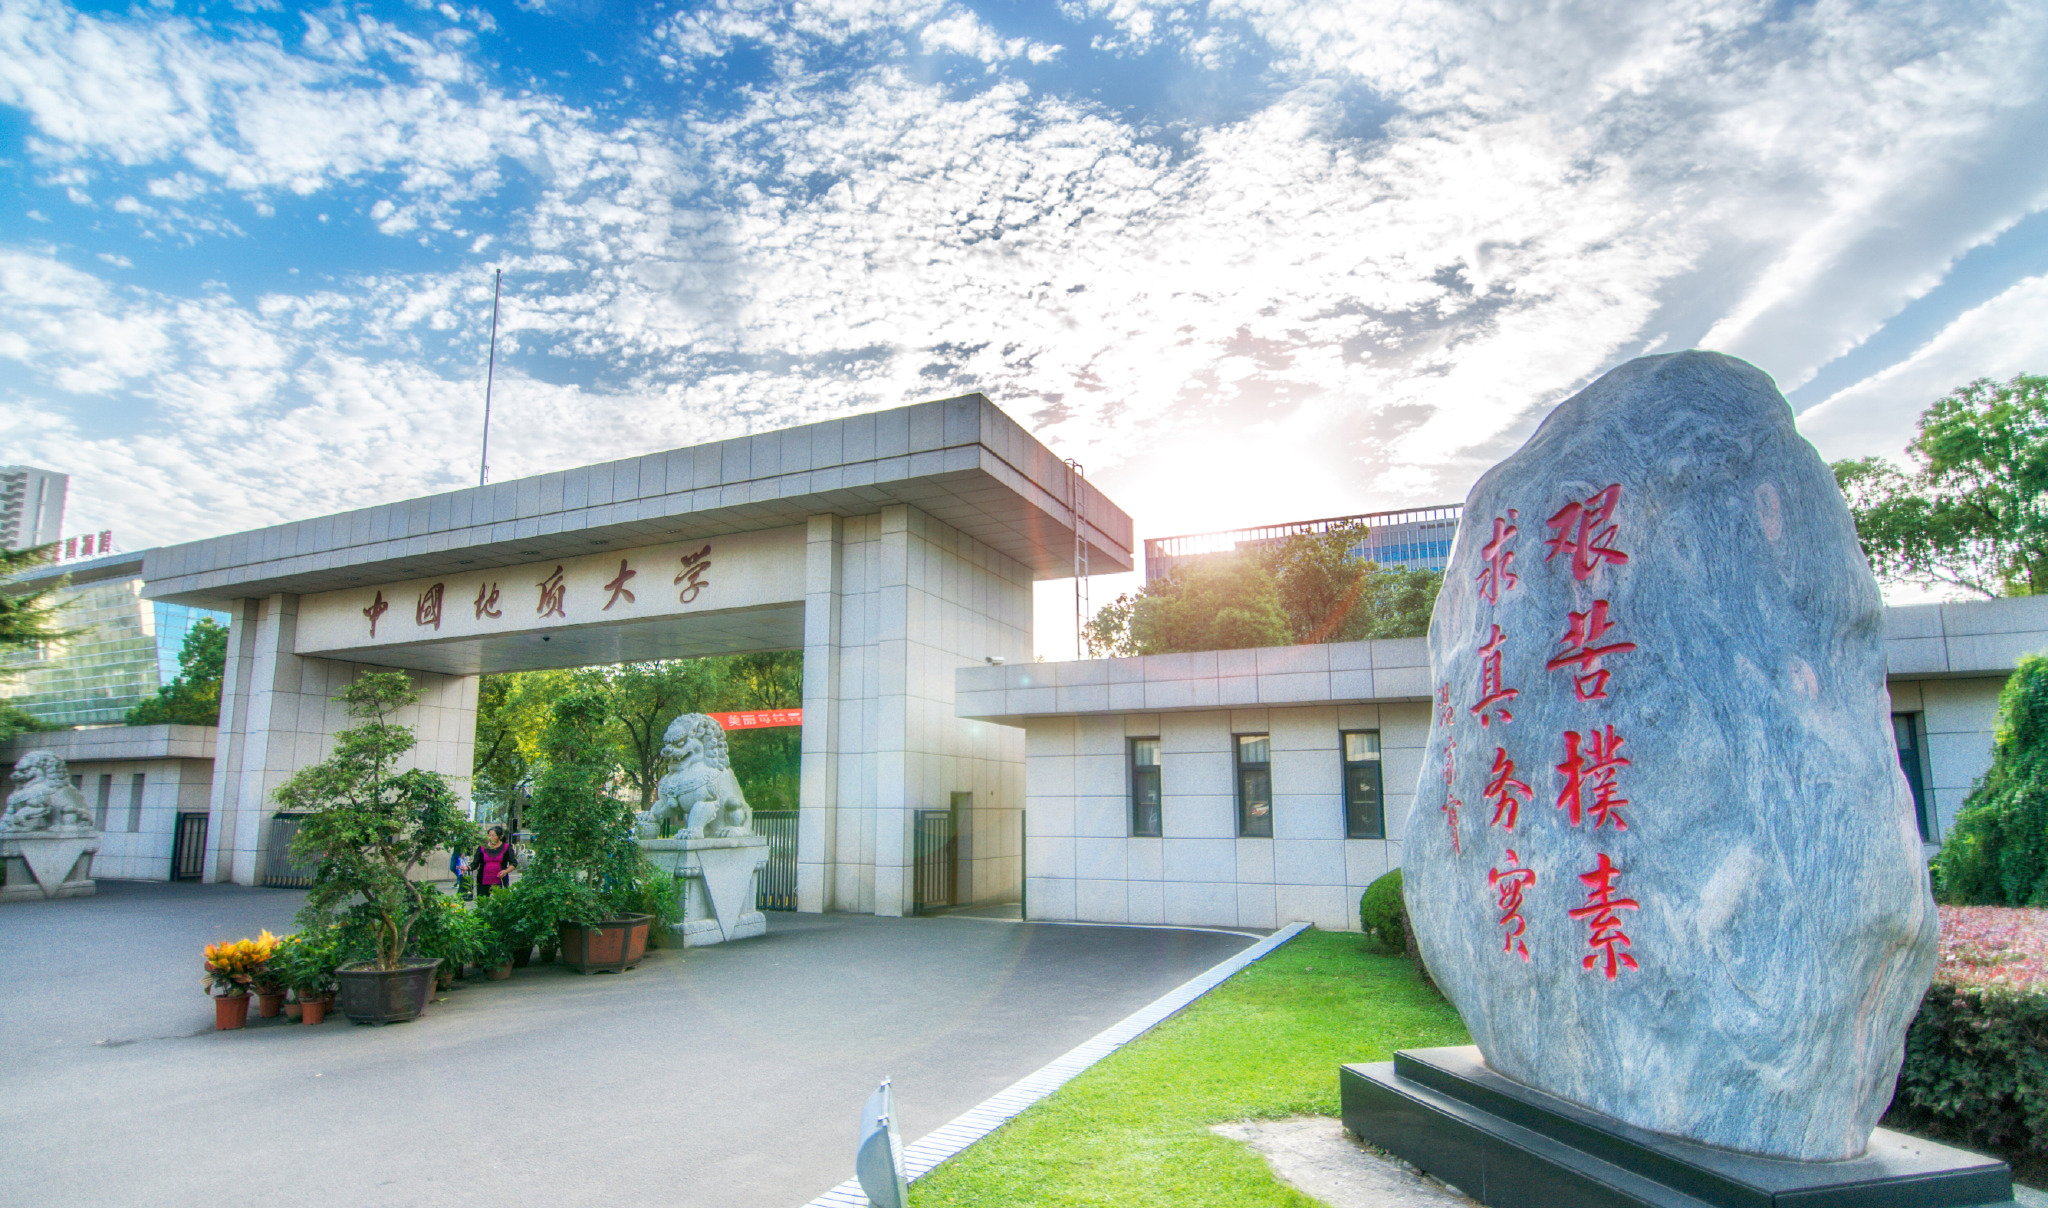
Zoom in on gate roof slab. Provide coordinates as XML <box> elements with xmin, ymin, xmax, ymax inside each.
<box><xmin>137</xmin><ymin>394</ymin><xmax>1133</xmax><ymax>609</ymax></box>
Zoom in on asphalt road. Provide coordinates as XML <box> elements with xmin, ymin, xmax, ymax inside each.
<box><xmin>0</xmin><ymin>881</ymin><xmax>1255</xmax><ymax>1207</ymax></box>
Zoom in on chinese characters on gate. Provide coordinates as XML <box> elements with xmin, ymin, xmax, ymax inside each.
<box><xmin>1441</xmin><ymin>485</ymin><xmax>1643</xmax><ymax>979</ymax></box>
<box><xmin>357</xmin><ymin>543</ymin><xmax>716</xmax><ymax>641</ymax></box>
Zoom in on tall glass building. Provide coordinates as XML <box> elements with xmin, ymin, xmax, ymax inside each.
<box><xmin>0</xmin><ymin>557</ymin><xmax>229</xmax><ymax>728</ymax></box>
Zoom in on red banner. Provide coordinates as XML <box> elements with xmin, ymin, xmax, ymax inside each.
<box><xmin>709</xmin><ymin>709</ymin><xmax>803</xmax><ymax>730</ymax></box>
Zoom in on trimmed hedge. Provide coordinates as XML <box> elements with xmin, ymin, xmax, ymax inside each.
<box><xmin>1360</xmin><ymin>869</ymin><xmax>1405</xmax><ymax>954</ymax></box>
<box><xmin>1890</xmin><ymin>982</ymin><xmax>2048</xmax><ymax>1157</ymax></box>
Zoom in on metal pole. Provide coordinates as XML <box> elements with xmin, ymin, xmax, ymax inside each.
<box><xmin>479</xmin><ymin>269</ymin><xmax>502</xmax><ymax>486</ymax></box>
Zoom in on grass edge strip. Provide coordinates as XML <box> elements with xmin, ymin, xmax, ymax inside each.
<box><xmin>798</xmin><ymin>920</ymin><xmax>1314</xmax><ymax>1208</ymax></box>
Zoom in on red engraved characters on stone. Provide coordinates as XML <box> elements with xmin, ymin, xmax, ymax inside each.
<box><xmin>1488</xmin><ymin>849</ymin><xmax>1537</xmax><ymax>961</ymax></box>
<box><xmin>1436</xmin><ymin>681</ymin><xmax>1456</xmax><ymax>730</ymax></box>
<box><xmin>1470</xmin><ymin>624</ymin><xmax>1517</xmax><ymax>726</ymax></box>
<box><xmin>474</xmin><ymin>582</ymin><xmax>502</xmax><ymax>620</ymax></box>
<box><xmin>1544</xmin><ymin>483</ymin><xmax>1628</xmax><ymax>583</ymax></box>
<box><xmin>1569</xmin><ymin>852</ymin><xmax>1640</xmax><ymax>979</ymax></box>
<box><xmin>1484</xmin><ymin>746</ymin><xmax>1532</xmax><ymax>831</ymax></box>
<box><xmin>1476</xmin><ymin>510</ymin><xmax>1520</xmax><ymax>605</ymax></box>
<box><xmin>675</xmin><ymin>544</ymin><xmax>712</xmax><ymax>604</ymax></box>
<box><xmin>1557</xmin><ymin>725</ymin><xmax>1631</xmax><ymax>830</ymax></box>
<box><xmin>536</xmin><ymin>566</ymin><xmax>567</xmax><ymax>619</ymax></box>
<box><xmin>363</xmin><ymin>590</ymin><xmax>389</xmax><ymax>638</ymax></box>
<box><xmin>1545</xmin><ymin>600</ymin><xmax>1637</xmax><ymax>701</ymax></box>
<box><xmin>602</xmin><ymin>559</ymin><xmax>637</xmax><ymax>611</ymax></box>
<box><xmin>416</xmin><ymin>582</ymin><xmax>445</xmax><ymax>631</ymax></box>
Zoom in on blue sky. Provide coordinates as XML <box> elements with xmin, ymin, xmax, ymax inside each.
<box><xmin>4</xmin><ymin>0</ymin><xmax>2047</xmax><ymax>643</ymax></box>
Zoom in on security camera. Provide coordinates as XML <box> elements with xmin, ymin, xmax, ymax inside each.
<box><xmin>984</xmin><ymin>655</ymin><xmax>1005</xmax><ymax>665</ymax></box>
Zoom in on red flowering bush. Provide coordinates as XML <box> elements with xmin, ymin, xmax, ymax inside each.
<box><xmin>1888</xmin><ymin>905</ymin><xmax>2048</xmax><ymax>1159</ymax></box>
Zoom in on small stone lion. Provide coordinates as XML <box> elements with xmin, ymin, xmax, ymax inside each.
<box><xmin>636</xmin><ymin>714</ymin><xmax>753</xmax><ymax>839</ymax></box>
<box><xmin>1</xmin><ymin>751</ymin><xmax>97</xmax><ymax>833</ymax></box>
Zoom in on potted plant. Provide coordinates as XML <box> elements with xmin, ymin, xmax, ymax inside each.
<box><xmin>202</xmin><ymin>932</ymin><xmax>277</xmax><ymax>1030</ymax></box>
<box><xmin>412</xmin><ymin>891</ymin><xmax>497</xmax><ymax>989</ymax></box>
<box><xmin>270</xmin><ymin>925</ymin><xmax>345</xmax><ymax>1024</ymax></box>
<box><xmin>474</xmin><ymin>883</ymin><xmax>533</xmax><ymax>971</ymax></box>
<box><xmin>523</xmin><ymin>692</ymin><xmax>652</xmax><ymax>974</ymax></box>
<box><xmin>280</xmin><ymin>672</ymin><xmax>481</xmax><ymax>1025</ymax></box>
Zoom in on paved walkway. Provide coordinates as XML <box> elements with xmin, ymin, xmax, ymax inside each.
<box><xmin>0</xmin><ymin>882</ymin><xmax>1254</xmax><ymax>1206</ymax></box>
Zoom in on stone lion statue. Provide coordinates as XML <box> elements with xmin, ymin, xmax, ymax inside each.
<box><xmin>636</xmin><ymin>714</ymin><xmax>753</xmax><ymax>839</ymax></box>
<box><xmin>1</xmin><ymin>751</ymin><xmax>97</xmax><ymax>833</ymax></box>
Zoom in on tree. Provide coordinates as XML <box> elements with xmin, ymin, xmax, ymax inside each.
<box><xmin>0</xmin><ymin>702</ymin><xmax>53</xmax><ymax>745</ymax></box>
<box><xmin>0</xmin><ymin>543</ymin><xmax>76</xmax><ymax>656</ymax></box>
<box><xmin>125</xmin><ymin>618</ymin><xmax>227</xmax><ymax>726</ymax></box>
<box><xmin>720</xmin><ymin>651</ymin><xmax>804</xmax><ymax>812</ymax></box>
<box><xmin>1833</xmin><ymin>374</ymin><xmax>2048</xmax><ymax>598</ymax></box>
<box><xmin>1130</xmin><ymin>556</ymin><xmax>1293</xmax><ymax>653</ymax></box>
<box><xmin>600</xmin><ymin>659</ymin><xmax>728</xmax><ymax>810</ymax></box>
<box><xmin>521</xmin><ymin>690</ymin><xmax>638</xmax><ymax>927</ymax></box>
<box><xmin>1086</xmin><ymin>523</ymin><xmax>1443</xmax><ymax>656</ymax></box>
<box><xmin>1934</xmin><ymin>655</ymin><xmax>2048</xmax><ymax>907</ymax></box>
<box><xmin>282</xmin><ymin>672</ymin><xmax>480</xmax><ymax>970</ymax></box>
<box><xmin>471</xmin><ymin>668</ymin><xmax>580</xmax><ymax>830</ymax></box>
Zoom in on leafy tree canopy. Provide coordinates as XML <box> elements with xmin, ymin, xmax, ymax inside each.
<box><xmin>471</xmin><ymin>650</ymin><xmax>805</xmax><ymax>826</ymax></box>
<box><xmin>0</xmin><ymin>543</ymin><xmax>80</xmax><ymax>662</ymax></box>
<box><xmin>125</xmin><ymin>618</ymin><xmax>228</xmax><ymax>726</ymax></box>
<box><xmin>1086</xmin><ymin>522</ymin><xmax>1443</xmax><ymax>656</ymax></box>
<box><xmin>1833</xmin><ymin>374</ymin><xmax>2048</xmax><ymax>598</ymax></box>
<box><xmin>1935</xmin><ymin>654</ymin><xmax>2048</xmax><ymax>907</ymax></box>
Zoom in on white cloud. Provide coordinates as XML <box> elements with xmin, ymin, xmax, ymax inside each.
<box><xmin>3</xmin><ymin>0</ymin><xmax>2047</xmax><ymax>564</ymax></box>
<box><xmin>1795</xmin><ymin>273</ymin><xmax>2048</xmax><ymax>464</ymax></box>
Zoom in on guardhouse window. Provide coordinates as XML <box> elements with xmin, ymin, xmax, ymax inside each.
<box><xmin>1130</xmin><ymin>739</ymin><xmax>1162</xmax><ymax>837</ymax></box>
<box><xmin>1343</xmin><ymin>730</ymin><xmax>1384</xmax><ymax>839</ymax></box>
<box><xmin>1236</xmin><ymin>734</ymin><xmax>1273</xmax><ymax>838</ymax></box>
<box><xmin>1893</xmin><ymin>714</ymin><xmax>1933</xmax><ymax>842</ymax></box>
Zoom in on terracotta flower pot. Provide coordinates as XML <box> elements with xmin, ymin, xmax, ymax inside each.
<box><xmin>301</xmin><ymin>997</ymin><xmax>328</xmax><ymax>1025</ymax></box>
<box><xmin>214</xmin><ymin>994</ymin><xmax>250</xmax><ymax>1031</ymax></box>
<box><xmin>488</xmin><ymin>962</ymin><xmax>512</xmax><ymax>981</ymax></box>
<box><xmin>255</xmin><ymin>991</ymin><xmax>285</xmax><ymax>1018</ymax></box>
<box><xmin>558</xmin><ymin>916</ymin><xmax>652</xmax><ymax>974</ymax></box>
<box><xmin>284</xmin><ymin>1000</ymin><xmax>304</xmax><ymax>1021</ymax></box>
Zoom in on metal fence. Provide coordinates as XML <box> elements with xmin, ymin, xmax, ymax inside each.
<box><xmin>754</xmin><ymin>810</ymin><xmax>799</xmax><ymax>911</ymax></box>
<box><xmin>263</xmin><ymin>812</ymin><xmax>316</xmax><ymax>888</ymax></box>
<box><xmin>172</xmin><ymin>812</ymin><xmax>207</xmax><ymax>881</ymax></box>
<box><xmin>912</xmin><ymin>809</ymin><xmax>956</xmax><ymax>915</ymax></box>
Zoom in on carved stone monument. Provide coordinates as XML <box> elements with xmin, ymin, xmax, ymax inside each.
<box><xmin>1</xmin><ymin>750</ymin><xmax>102</xmax><ymax>902</ymax></box>
<box><xmin>1342</xmin><ymin>353</ymin><xmax>2014</xmax><ymax>1207</ymax></box>
<box><xmin>635</xmin><ymin>713</ymin><xmax>769</xmax><ymax>946</ymax></box>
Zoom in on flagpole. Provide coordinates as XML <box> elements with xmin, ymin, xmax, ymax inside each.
<box><xmin>480</xmin><ymin>269</ymin><xmax>502</xmax><ymax>486</ymax></box>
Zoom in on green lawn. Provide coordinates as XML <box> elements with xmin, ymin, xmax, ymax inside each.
<box><xmin>912</xmin><ymin>928</ymin><xmax>1471</xmax><ymax>1207</ymax></box>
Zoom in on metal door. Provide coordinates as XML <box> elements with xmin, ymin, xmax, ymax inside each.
<box><xmin>912</xmin><ymin>809</ymin><xmax>955</xmax><ymax>914</ymax></box>
<box><xmin>171</xmin><ymin>813</ymin><xmax>208</xmax><ymax>881</ymax></box>
<box><xmin>753</xmin><ymin>810</ymin><xmax>799</xmax><ymax>911</ymax></box>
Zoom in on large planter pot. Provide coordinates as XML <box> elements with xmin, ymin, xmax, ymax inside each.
<box><xmin>214</xmin><ymin>994</ymin><xmax>250</xmax><ymax>1031</ymax></box>
<box><xmin>335</xmin><ymin>959</ymin><xmax>441</xmax><ymax>1025</ymax></box>
<box><xmin>510</xmin><ymin>945</ymin><xmax>533</xmax><ymax>968</ymax></box>
<box><xmin>558</xmin><ymin>916</ymin><xmax>652</xmax><ymax>974</ymax></box>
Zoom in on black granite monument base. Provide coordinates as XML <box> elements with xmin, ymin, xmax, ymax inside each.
<box><xmin>1341</xmin><ymin>1047</ymin><xmax>2015</xmax><ymax>1208</ymax></box>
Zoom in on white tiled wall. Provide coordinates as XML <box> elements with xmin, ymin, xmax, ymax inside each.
<box><xmin>1889</xmin><ymin>675</ymin><xmax>2007</xmax><ymax>843</ymax></box>
<box><xmin>61</xmin><ymin>757</ymin><xmax>211</xmax><ymax>881</ymax></box>
<box><xmin>211</xmin><ymin>593</ymin><xmax>476</xmax><ymax>885</ymax></box>
<box><xmin>1024</xmin><ymin>701</ymin><xmax>1429</xmax><ymax>932</ymax></box>
<box><xmin>799</xmin><ymin>505</ymin><xmax>1033</xmax><ymax>915</ymax></box>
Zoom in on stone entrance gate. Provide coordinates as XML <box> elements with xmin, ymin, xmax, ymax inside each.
<box><xmin>142</xmin><ymin>394</ymin><xmax>1132</xmax><ymax>917</ymax></box>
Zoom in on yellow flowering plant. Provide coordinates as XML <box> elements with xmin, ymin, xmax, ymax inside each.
<box><xmin>202</xmin><ymin>931</ymin><xmax>277</xmax><ymax>998</ymax></box>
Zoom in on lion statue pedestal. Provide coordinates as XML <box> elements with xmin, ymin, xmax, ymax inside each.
<box><xmin>632</xmin><ymin>713</ymin><xmax>769</xmax><ymax>946</ymax></box>
<box><xmin>641</xmin><ymin>836</ymin><xmax>770</xmax><ymax>947</ymax></box>
<box><xmin>1</xmin><ymin>750</ymin><xmax>102</xmax><ymax>903</ymax></box>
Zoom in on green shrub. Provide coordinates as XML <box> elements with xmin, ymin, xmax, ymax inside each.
<box><xmin>1890</xmin><ymin>983</ymin><xmax>2048</xmax><ymax>1158</ymax></box>
<box><xmin>1360</xmin><ymin>869</ymin><xmax>1406</xmax><ymax>955</ymax></box>
<box><xmin>610</xmin><ymin>861</ymin><xmax>683</xmax><ymax>947</ymax></box>
<box><xmin>1936</xmin><ymin>655</ymin><xmax>2048</xmax><ymax>906</ymax></box>
<box><xmin>1887</xmin><ymin>904</ymin><xmax>2048</xmax><ymax>1160</ymax></box>
<box><xmin>410</xmin><ymin>891</ymin><xmax>501</xmax><ymax>972</ymax></box>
